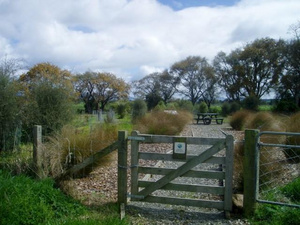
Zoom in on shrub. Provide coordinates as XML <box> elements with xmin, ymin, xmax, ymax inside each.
<box><xmin>274</xmin><ymin>100</ymin><xmax>299</xmax><ymax>114</ymax></box>
<box><xmin>243</xmin><ymin>95</ymin><xmax>259</xmax><ymax>111</ymax></box>
<box><xmin>174</xmin><ymin>99</ymin><xmax>194</xmax><ymax>112</ymax></box>
<box><xmin>221</xmin><ymin>102</ymin><xmax>231</xmax><ymax>116</ymax></box>
<box><xmin>284</xmin><ymin>112</ymin><xmax>300</xmax><ymax>163</ymax></box>
<box><xmin>199</xmin><ymin>101</ymin><xmax>208</xmax><ymax>113</ymax></box>
<box><xmin>23</xmin><ymin>81</ymin><xmax>75</xmax><ymax>136</ymax></box>
<box><xmin>116</xmin><ymin>102</ymin><xmax>128</xmax><ymax>119</ymax></box>
<box><xmin>230</xmin><ymin>102</ymin><xmax>241</xmax><ymax>114</ymax></box>
<box><xmin>230</xmin><ymin>110</ymin><xmax>253</xmax><ymax>131</ymax></box>
<box><xmin>209</xmin><ymin>105</ymin><xmax>221</xmax><ymax>113</ymax></box>
<box><xmin>154</xmin><ymin>101</ymin><xmax>166</xmax><ymax>111</ymax></box>
<box><xmin>134</xmin><ymin>110</ymin><xmax>193</xmax><ymax>135</ymax></box>
<box><xmin>132</xmin><ymin>99</ymin><xmax>147</xmax><ymax>122</ymax></box>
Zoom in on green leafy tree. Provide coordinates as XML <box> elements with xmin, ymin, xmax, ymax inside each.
<box><xmin>170</xmin><ymin>56</ymin><xmax>215</xmax><ymax>105</ymax></box>
<box><xmin>133</xmin><ymin>70</ymin><xmax>179</xmax><ymax>107</ymax></box>
<box><xmin>74</xmin><ymin>72</ymin><xmax>130</xmax><ymax>113</ymax></box>
<box><xmin>0</xmin><ymin>58</ymin><xmax>22</xmax><ymax>151</ymax></box>
<box><xmin>158</xmin><ymin>69</ymin><xmax>180</xmax><ymax>104</ymax></box>
<box><xmin>214</xmin><ymin>38</ymin><xmax>285</xmax><ymax>101</ymax></box>
<box><xmin>19</xmin><ymin>63</ymin><xmax>75</xmax><ymax>134</ymax></box>
<box><xmin>277</xmin><ymin>39</ymin><xmax>300</xmax><ymax>107</ymax></box>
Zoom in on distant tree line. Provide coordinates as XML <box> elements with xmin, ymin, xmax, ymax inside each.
<box><xmin>133</xmin><ymin>35</ymin><xmax>299</xmax><ymax>111</ymax></box>
<box><xmin>0</xmin><ymin>22</ymin><xmax>299</xmax><ymax>151</ymax></box>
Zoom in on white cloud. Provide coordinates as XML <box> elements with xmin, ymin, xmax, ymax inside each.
<box><xmin>0</xmin><ymin>0</ymin><xmax>299</xmax><ymax>81</ymax></box>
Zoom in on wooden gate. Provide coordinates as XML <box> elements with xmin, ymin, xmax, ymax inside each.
<box><xmin>118</xmin><ymin>130</ymin><xmax>234</xmax><ymax>218</ymax></box>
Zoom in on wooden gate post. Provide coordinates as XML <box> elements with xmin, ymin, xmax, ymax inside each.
<box><xmin>117</xmin><ymin>130</ymin><xmax>128</xmax><ymax>219</ymax></box>
<box><xmin>243</xmin><ymin>129</ymin><xmax>259</xmax><ymax>217</ymax></box>
<box><xmin>33</xmin><ymin>125</ymin><xmax>43</xmax><ymax>179</ymax></box>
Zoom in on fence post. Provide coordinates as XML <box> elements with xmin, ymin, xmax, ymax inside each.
<box><xmin>243</xmin><ymin>129</ymin><xmax>259</xmax><ymax>217</ymax></box>
<box><xmin>117</xmin><ymin>130</ymin><xmax>128</xmax><ymax>219</ymax></box>
<box><xmin>33</xmin><ymin>125</ymin><xmax>43</xmax><ymax>178</ymax></box>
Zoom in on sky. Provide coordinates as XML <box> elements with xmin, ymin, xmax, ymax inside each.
<box><xmin>0</xmin><ymin>0</ymin><xmax>299</xmax><ymax>82</ymax></box>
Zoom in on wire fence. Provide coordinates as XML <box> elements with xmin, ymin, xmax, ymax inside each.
<box><xmin>257</xmin><ymin>131</ymin><xmax>300</xmax><ymax>208</ymax></box>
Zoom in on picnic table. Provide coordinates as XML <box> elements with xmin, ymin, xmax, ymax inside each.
<box><xmin>194</xmin><ymin>113</ymin><xmax>224</xmax><ymax>125</ymax></box>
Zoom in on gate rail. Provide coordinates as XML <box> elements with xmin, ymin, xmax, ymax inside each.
<box><xmin>118</xmin><ymin>130</ymin><xmax>234</xmax><ymax>218</ymax></box>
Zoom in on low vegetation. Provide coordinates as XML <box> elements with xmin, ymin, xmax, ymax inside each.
<box><xmin>43</xmin><ymin>123</ymin><xmax>118</xmax><ymax>178</ymax></box>
<box><xmin>231</xmin><ymin>110</ymin><xmax>298</xmax><ymax>193</ymax></box>
<box><xmin>251</xmin><ymin>178</ymin><xmax>300</xmax><ymax>225</ymax></box>
<box><xmin>285</xmin><ymin>112</ymin><xmax>300</xmax><ymax>163</ymax></box>
<box><xmin>134</xmin><ymin>110</ymin><xmax>193</xmax><ymax>135</ymax></box>
<box><xmin>0</xmin><ymin>170</ymin><xmax>128</xmax><ymax>225</ymax></box>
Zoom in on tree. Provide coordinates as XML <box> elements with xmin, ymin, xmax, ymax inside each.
<box><xmin>214</xmin><ymin>51</ymin><xmax>243</xmax><ymax>101</ymax></box>
<box><xmin>170</xmin><ymin>56</ymin><xmax>215</xmax><ymax>105</ymax></box>
<box><xmin>200</xmin><ymin>66</ymin><xmax>219</xmax><ymax>109</ymax></box>
<box><xmin>19</xmin><ymin>63</ymin><xmax>75</xmax><ymax>134</ymax></box>
<box><xmin>0</xmin><ymin>58</ymin><xmax>22</xmax><ymax>151</ymax></box>
<box><xmin>74</xmin><ymin>72</ymin><xmax>130</xmax><ymax>113</ymax></box>
<box><xmin>132</xmin><ymin>70</ymin><xmax>179</xmax><ymax>109</ymax></box>
<box><xmin>19</xmin><ymin>62</ymin><xmax>73</xmax><ymax>90</ymax></box>
<box><xmin>277</xmin><ymin>38</ymin><xmax>300</xmax><ymax>107</ymax></box>
<box><xmin>132</xmin><ymin>72</ymin><xmax>162</xmax><ymax>110</ymax></box>
<box><xmin>214</xmin><ymin>38</ymin><xmax>285</xmax><ymax>101</ymax></box>
<box><xmin>158</xmin><ymin>69</ymin><xmax>180</xmax><ymax>104</ymax></box>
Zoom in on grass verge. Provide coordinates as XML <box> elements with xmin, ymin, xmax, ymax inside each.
<box><xmin>0</xmin><ymin>170</ymin><xmax>128</xmax><ymax>225</ymax></box>
<box><xmin>251</xmin><ymin>178</ymin><xmax>300</xmax><ymax>225</ymax></box>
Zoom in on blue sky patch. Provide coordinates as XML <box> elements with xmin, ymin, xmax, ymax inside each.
<box><xmin>157</xmin><ymin>0</ymin><xmax>238</xmax><ymax>10</ymax></box>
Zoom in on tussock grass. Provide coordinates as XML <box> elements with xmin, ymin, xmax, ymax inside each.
<box><xmin>229</xmin><ymin>110</ymin><xmax>253</xmax><ymax>131</ymax></box>
<box><xmin>231</xmin><ymin>111</ymin><xmax>288</xmax><ymax>193</ymax></box>
<box><xmin>246</xmin><ymin>112</ymin><xmax>286</xmax><ymax>144</ymax></box>
<box><xmin>285</xmin><ymin>112</ymin><xmax>300</xmax><ymax>163</ymax></box>
<box><xmin>43</xmin><ymin>123</ymin><xmax>118</xmax><ymax>178</ymax></box>
<box><xmin>233</xmin><ymin>142</ymin><xmax>244</xmax><ymax>193</ymax></box>
<box><xmin>134</xmin><ymin>110</ymin><xmax>193</xmax><ymax>135</ymax></box>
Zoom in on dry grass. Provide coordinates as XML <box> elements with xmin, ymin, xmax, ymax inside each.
<box><xmin>42</xmin><ymin>123</ymin><xmax>118</xmax><ymax>178</ymax></box>
<box><xmin>233</xmin><ymin>142</ymin><xmax>244</xmax><ymax>193</ymax></box>
<box><xmin>246</xmin><ymin>112</ymin><xmax>286</xmax><ymax>144</ymax></box>
<box><xmin>285</xmin><ymin>112</ymin><xmax>300</xmax><ymax>163</ymax></box>
<box><xmin>232</xmin><ymin>111</ymin><xmax>290</xmax><ymax>193</ymax></box>
<box><xmin>134</xmin><ymin>110</ymin><xmax>193</xmax><ymax>135</ymax></box>
<box><xmin>229</xmin><ymin>110</ymin><xmax>253</xmax><ymax>131</ymax></box>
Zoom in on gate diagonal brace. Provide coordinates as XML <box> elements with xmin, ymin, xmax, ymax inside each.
<box><xmin>137</xmin><ymin>140</ymin><xmax>226</xmax><ymax>199</ymax></box>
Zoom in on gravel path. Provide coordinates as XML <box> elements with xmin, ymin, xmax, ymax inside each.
<box><xmin>126</xmin><ymin>123</ymin><xmax>250</xmax><ymax>225</ymax></box>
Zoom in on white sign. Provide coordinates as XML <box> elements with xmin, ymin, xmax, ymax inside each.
<box><xmin>174</xmin><ymin>142</ymin><xmax>186</xmax><ymax>154</ymax></box>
